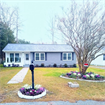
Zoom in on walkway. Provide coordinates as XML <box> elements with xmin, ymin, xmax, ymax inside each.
<box><xmin>7</xmin><ymin>68</ymin><xmax>29</xmax><ymax>84</ymax></box>
<box><xmin>0</xmin><ymin>100</ymin><xmax>105</xmax><ymax>105</ymax></box>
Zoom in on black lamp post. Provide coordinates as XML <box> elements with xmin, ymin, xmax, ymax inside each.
<box><xmin>29</xmin><ymin>62</ymin><xmax>35</xmax><ymax>89</ymax></box>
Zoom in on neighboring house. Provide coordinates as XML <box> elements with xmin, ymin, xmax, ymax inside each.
<box><xmin>91</xmin><ymin>48</ymin><xmax>105</xmax><ymax>66</ymax></box>
<box><xmin>2</xmin><ymin>44</ymin><xmax>76</xmax><ymax>67</ymax></box>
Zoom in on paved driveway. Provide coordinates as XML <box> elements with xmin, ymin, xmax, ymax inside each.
<box><xmin>0</xmin><ymin>100</ymin><xmax>105</xmax><ymax>105</ymax></box>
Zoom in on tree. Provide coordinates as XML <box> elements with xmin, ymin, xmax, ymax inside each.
<box><xmin>57</xmin><ymin>0</ymin><xmax>105</xmax><ymax>74</ymax></box>
<box><xmin>0</xmin><ymin>22</ymin><xmax>15</xmax><ymax>60</ymax></box>
<box><xmin>18</xmin><ymin>39</ymin><xmax>30</xmax><ymax>44</ymax></box>
<box><xmin>0</xmin><ymin>3</ymin><xmax>22</xmax><ymax>43</ymax></box>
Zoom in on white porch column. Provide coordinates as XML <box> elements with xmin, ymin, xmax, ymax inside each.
<box><xmin>21</xmin><ymin>52</ymin><xmax>25</xmax><ymax>66</ymax></box>
<box><xmin>5</xmin><ymin>52</ymin><xmax>7</xmax><ymax>63</ymax></box>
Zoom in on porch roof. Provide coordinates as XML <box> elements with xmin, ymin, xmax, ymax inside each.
<box><xmin>2</xmin><ymin>43</ymin><xmax>74</xmax><ymax>52</ymax></box>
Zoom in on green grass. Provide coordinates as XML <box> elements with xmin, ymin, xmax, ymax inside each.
<box><xmin>0</xmin><ymin>66</ymin><xmax>105</xmax><ymax>103</ymax></box>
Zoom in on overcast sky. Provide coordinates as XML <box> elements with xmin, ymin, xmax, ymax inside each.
<box><xmin>1</xmin><ymin>0</ymin><xmax>71</xmax><ymax>44</ymax></box>
<box><xmin>0</xmin><ymin>0</ymin><xmax>104</xmax><ymax>44</ymax></box>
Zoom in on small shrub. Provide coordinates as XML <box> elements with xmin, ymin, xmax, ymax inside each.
<box><xmin>62</xmin><ymin>73</ymin><xmax>66</xmax><ymax>76</ymax></box>
<box><xmin>69</xmin><ymin>74</ymin><xmax>76</xmax><ymax>78</ymax></box>
<box><xmin>35</xmin><ymin>64</ymin><xmax>39</xmax><ymax>67</ymax></box>
<box><xmin>73</xmin><ymin>64</ymin><xmax>76</xmax><ymax>67</ymax></box>
<box><xmin>64</xmin><ymin>64</ymin><xmax>68</xmax><ymax>67</ymax></box>
<box><xmin>48</xmin><ymin>65</ymin><xmax>51</xmax><ymax>67</ymax></box>
<box><xmin>59</xmin><ymin>64</ymin><xmax>62</xmax><ymax>67</ymax></box>
<box><xmin>53</xmin><ymin>63</ymin><xmax>57</xmax><ymax>67</ymax></box>
<box><xmin>41</xmin><ymin>63</ymin><xmax>44</xmax><ymax>67</ymax></box>
<box><xmin>3</xmin><ymin>65</ymin><xmax>6</xmax><ymax>67</ymax></box>
<box><xmin>8</xmin><ymin>64</ymin><xmax>11</xmax><ymax>67</ymax></box>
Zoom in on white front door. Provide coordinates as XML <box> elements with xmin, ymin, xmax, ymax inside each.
<box><xmin>25</xmin><ymin>53</ymin><xmax>30</xmax><ymax>64</ymax></box>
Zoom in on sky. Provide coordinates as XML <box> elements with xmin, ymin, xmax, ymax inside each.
<box><xmin>0</xmin><ymin>0</ymin><xmax>105</xmax><ymax>44</ymax></box>
<box><xmin>0</xmin><ymin>0</ymin><xmax>72</xmax><ymax>44</ymax></box>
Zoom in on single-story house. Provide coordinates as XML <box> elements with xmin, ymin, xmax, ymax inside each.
<box><xmin>2</xmin><ymin>44</ymin><xmax>76</xmax><ymax>67</ymax></box>
<box><xmin>91</xmin><ymin>47</ymin><xmax>105</xmax><ymax>66</ymax></box>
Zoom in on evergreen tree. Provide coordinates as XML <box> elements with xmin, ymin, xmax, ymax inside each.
<box><xmin>0</xmin><ymin>22</ymin><xmax>15</xmax><ymax>61</ymax></box>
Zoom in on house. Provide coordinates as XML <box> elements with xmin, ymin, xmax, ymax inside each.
<box><xmin>91</xmin><ymin>47</ymin><xmax>105</xmax><ymax>66</ymax></box>
<box><xmin>2</xmin><ymin>43</ymin><xmax>76</xmax><ymax>67</ymax></box>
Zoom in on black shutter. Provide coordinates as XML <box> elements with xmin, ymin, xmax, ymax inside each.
<box><xmin>45</xmin><ymin>52</ymin><xmax>47</xmax><ymax>61</ymax></box>
<box><xmin>61</xmin><ymin>53</ymin><xmax>62</xmax><ymax>60</ymax></box>
<box><xmin>33</xmin><ymin>52</ymin><xmax>34</xmax><ymax>61</ymax></box>
<box><xmin>103</xmin><ymin>54</ymin><xmax>105</xmax><ymax>60</ymax></box>
<box><xmin>72</xmin><ymin>52</ymin><xmax>74</xmax><ymax>60</ymax></box>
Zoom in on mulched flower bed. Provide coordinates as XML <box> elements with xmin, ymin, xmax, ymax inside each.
<box><xmin>62</xmin><ymin>71</ymin><xmax>105</xmax><ymax>81</ymax></box>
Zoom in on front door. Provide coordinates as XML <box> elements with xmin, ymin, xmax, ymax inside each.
<box><xmin>25</xmin><ymin>53</ymin><xmax>30</xmax><ymax>64</ymax></box>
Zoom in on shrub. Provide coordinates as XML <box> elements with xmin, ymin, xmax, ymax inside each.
<box><xmin>64</xmin><ymin>64</ymin><xmax>68</xmax><ymax>67</ymax></box>
<box><xmin>73</xmin><ymin>64</ymin><xmax>76</xmax><ymax>67</ymax></box>
<box><xmin>53</xmin><ymin>63</ymin><xmax>57</xmax><ymax>67</ymax></box>
<box><xmin>59</xmin><ymin>64</ymin><xmax>62</xmax><ymax>67</ymax></box>
<box><xmin>48</xmin><ymin>65</ymin><xmax>51</xmax><ymax>67</ymax></box>
<box><xmin>35</xmin><ymin>64</ymin><xmax>39</xmax><ymax>67</ymax></box>
<box><xmin>3</xmin><ymin>65</ymin><xmax>6</xmax><ymax>67</ymax></box>
<box><xmin>41</xmin><ymin>63</ymin><xmax>44</xmax><ymax>67</ymax></box>
<box><xmin>8</xmin><ymin>64</ymin><xmax>11</xmax><ymax>67</ymax></box>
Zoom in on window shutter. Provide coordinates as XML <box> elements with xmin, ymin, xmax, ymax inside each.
<box><xmin>61</xmin><ymin>53</ymin><xmax>62</xmax><ymax>60</ymax></box>
<box><xmin>33</xmin><ymin>52</ymin><xmax>34</xmax><ymax>61</ymax></box>
<box><xmin>72</xmin><ymin>52</ymin><xmax>74</xmax><ymax>60</ymax></box>
<box><xmin>45</xmin><ymin>52</ymin><xmax>47</xmax><ymax>61</ymax></box>
<box><xmin>103</xmin><ymin>54</ymin><xmax>105</xmax><ymax>60</ymax></box>
<box><xmin>35</xmin><ymin>53</ymin><xmax>36</xmax><ymax>61</ymax></box>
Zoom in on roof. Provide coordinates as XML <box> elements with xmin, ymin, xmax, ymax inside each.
<box><xmin>2</xmin><ymin>43</ymin><xmax>74</xmax><ymax>52</ymax></box>
<box><xmin>102</xmin><ymin>47</ymin><xmax>105</xmax><ymax>51</ymax></box>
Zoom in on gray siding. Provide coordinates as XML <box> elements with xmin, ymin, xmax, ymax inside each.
<box><xmin>32</xmin><ymin>52</ymin><xmax>76</xmax><ymax>66</ymax></box>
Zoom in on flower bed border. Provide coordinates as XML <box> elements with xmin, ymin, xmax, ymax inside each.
<box><xmin>60</xmin><ymin>75</ymin><xmax>105</xmax><ymax>83</ymax></box>
<box><xmin>18</xmin><ymin>89</ymin><xmax>46</xmax><ymax>99</ymax></box>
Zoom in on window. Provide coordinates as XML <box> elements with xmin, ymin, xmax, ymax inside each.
<box><xmin>68</xmin><ymin>53</ymin><xmax>72</xmax><ymax>60</ymax></box>
<box><xmin>35</xmin><ymin>53</ymin><xmax>45</xmax><ymax>61</ymax></box>
<box><xmin>63</xmin><ymin>53</ymin><xmax>67</xmax><ymax>60</ymax></box>
<box><xmin>26</xmin><ymin>54</ymin><xmax>29</xmax><ymax>60</ymax></box>
<box><xmin>10</xmin><ymin>53</ymin><xmax>14</xmax><ymax>62</ymax></box>
<box><xmin>15</xmin><ymin>53</ymin><xmax>19</xmax><ymax>62</ymax></box>
<box><xmin>41</xmin><ymin>53</ymin><xmax>44</xmax><ymax>60</ymax></box>
<box><xmin>36</xmin><ymin>53</ymin><xmax>39</xmax><ymax>60</ymax></box>
<box><xmin>63</xmin><ymin>53</ymin><xmax>72</xmax><ymax>61</ymax></box>
<box><xmin>7</xmin><ymin>58</ymin><xmax>9</xmax><ymax>62</ymax></box>
<box><xmin>103</xmin><ymin>54</ymin><xmax>105</xmax><ymax>60</ymax></box>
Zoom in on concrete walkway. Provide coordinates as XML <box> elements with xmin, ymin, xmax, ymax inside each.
<box><xmin>0</xmin><ymin>100</ymin><xmax>105</xmax><ymax>105</ymax></box>
<box><xmin>7</xmin><ymin>68</ymin><xmax>29</xmax><ymax>84</ymax></box>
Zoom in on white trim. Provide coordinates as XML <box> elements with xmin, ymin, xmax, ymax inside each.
<box><xmin>9</xmin><ymin>53</ymin><xmax>21</xmax><ymax>63</ymax></box>
<box><xmin>62</xmin><ymin>52</ymin><xmax>72</xmax><ymax>61</ymax></box>
<box><xmin>35</xmin><ymin>53</ymin><xmax>45</xmax><ymax>61</ymax></box>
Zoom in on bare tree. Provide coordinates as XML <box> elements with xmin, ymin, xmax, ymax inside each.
<box><xmin>57</xmin><ymin>0</ymin><xmax>105</xmax><ymax>74</ymax></box>
<box><xmin>0</xmin><ymin>3</ymin><xmax>21</xmax><ymax>43</ymax></box>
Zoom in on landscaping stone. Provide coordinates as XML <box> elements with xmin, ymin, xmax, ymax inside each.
<box><xmin>68</xmin><ymin>82</ymin><xmax>79</xmax><ymax>88</ymax></box>
<box><xmin>60</xmin><ymin>75</ymin><xmax>105</xmax><ymax>83</ymax></box>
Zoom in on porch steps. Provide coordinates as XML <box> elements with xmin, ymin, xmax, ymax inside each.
<box><xmin>23</xmin><ymin>64</ymin><xmax>29</xmax><ymax>67</ymax></box>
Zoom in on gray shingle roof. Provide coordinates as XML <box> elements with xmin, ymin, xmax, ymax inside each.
<box><xmin>2</xmin><ymin>44</ymin><xmax>74</xmax><ymax>52</ymax></box>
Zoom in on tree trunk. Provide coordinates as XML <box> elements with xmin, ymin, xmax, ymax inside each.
<box><xmin>78</xmin><ymin>61</ymin><xmax>88</xmax><ymax>75</ymax></box>
<box><xmin>81</xmin><ymin>66</ymin><xmax>88</xmax><ymax>75</ymax></box>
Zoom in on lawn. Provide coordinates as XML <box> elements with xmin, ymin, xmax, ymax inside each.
<box><xmin>0</xmin><ymin>65</ymin><xmax>105</xmax><ymax>103</ymax></box>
